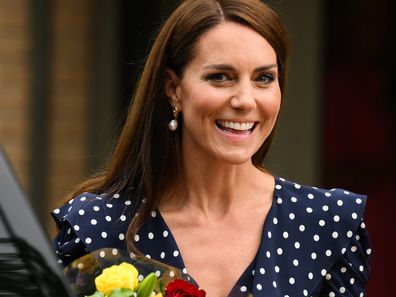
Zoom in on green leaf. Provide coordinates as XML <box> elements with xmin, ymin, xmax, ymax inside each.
<box><xmin>108</xmin><ymin>288</ymin><xmax>134</xmax><ymax>297</ymax></box>
<box><xmin>137</xmin><ymin>273</ymin><xmax>158</xmax><ymax>297</ymax></box>
<box><xmin>85</xmin><ymin>291</ymin><xmax>105</xmax><ymax>297</ymax></box>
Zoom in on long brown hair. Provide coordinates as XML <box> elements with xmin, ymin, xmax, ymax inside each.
<box><xmin>67</xmin><ymin>0</ymin><xmax>289</xmax><ymax>253</ymax></box>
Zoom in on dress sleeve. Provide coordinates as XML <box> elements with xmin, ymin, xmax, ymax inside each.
<box><xmin>318</xmin><ymin>220</ymin><xmax>371</xmax><ymax>296</ymax></box>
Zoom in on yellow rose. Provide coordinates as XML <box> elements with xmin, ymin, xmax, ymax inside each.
<box><xmin>95</xmin><ymin>262</ymin><xmax>139</xmax><ymax>295</ymax></box>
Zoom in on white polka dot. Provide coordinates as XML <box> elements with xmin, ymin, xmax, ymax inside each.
<box><xmin>321</xmin><ymin>269</ymin><xmax>327</xmax><ymax>276</ymax></box>
<box><xmin>299</xmin><ymin>225</ymin><xmax>305</xmax><ymax>232</ymax></box>
<box><xmin>333</xmin><ymin>215</ymin><xmax>340</xmax><ymax>222</ymax></box>
<box><xmin>294</xmin><ymin>242</ymin><xmax>301</xmax><ymax>249</ymax></box>
<box><xmin>119</xmin><ymin>233</ymin><xmax>125</xmax><ymax>240</ymax></box>
<box><xmin>326</xmin><ymin>249</ymin><xmax>332</xmax><ymax>256</ymax></box>
<box><xmin>283</xmin><ymin>232</ymin><xmax>289</xmax><ymax>239</ymax></box>
<box><xmin>289</xmin><ymin>213</ymin><xmax>295</xmax><ymax>220</ymax></box>
<box><xmin>148</xmin><ymin>232</ymin><xmax>154</xmax><ymax>239</ymax></box>
<box><xmin>272</xmin><ymin>281</ymin><xmax>277</xmax><ymax>288</ymax></box>
<box><xmin>101</xmin><ymin>232</ymin><xmax>107</xmax><ymax>238</ymax></box>
<box><xmin>134</xmin><ymin>234</ymin><xmax>140</xmax><ymax>242</ymax></box>
<box><xmin>340</xmin><ymin>287</ymin><xmax>346</xmax><ymax>293</ymax></box>
<box><xmin>314</xmin><ymin>234</ymin><xmax>320</xmax><ymax>241</ymax></box>
<box><xmin>273</xmin><ymin>217</ymin><xmax>278</xmax><ymax>224</ymax></box>
<box><xmin>182</xmin><ymin>268</ymin><xmax>187</xmax><ymax>274</ymax></box>
<box><xmin>275</xmin><ymin>266</ymin><xmax>280</xmax><ymax>273</ymax></box>
<box><xmin>319</xmin><ymin>220</ymin><xmax>326</xmax><ymax>226</ymax></box>
<box><xmin>155</xmin><ymin>270</ymin><xmax>161</xmax><ymax>277</ymax></box>
<box><xmin>80</xmin><ymin>196</ymin><xmax>86</xmax><ymax>201</ymax></box>
<box><xmin>293</xmin><ymin>259</ymin><xmax>299</xmax><ymax>266</ymax></box>
<box><xmin>289</xmin><ymin>277</ymin><xmax>295</xmax><ymax>284</ymax></box>
<box><xmin>256</xmin><ymin>284</ymin><xmax>262</xmax><ymax>290</ymax></box>
<box><xmin>344</xmin><ymin>190</ymin><xmax>350</xmax><ymax>195</ymax></box>
<box><xmin>340</xmin><ymin>267</ymin><xmax>347</xmax><ymax>273</ymax></box>
<box><xmin>325</xmin><ymin>192</ymin><xmax>331</xmax><ymax>197</ymax></box>
<box><xmin>332</xmin><ymin>231</ymin><xmax>339</xmax><ymax>238</ymax></box>
<box><xmin>306</xmin><ymin>207</ymin><xmax>313</xmax><ymax>213</ymax></box>
<box><xmin>275</xmin><ymin>184</ymin><xmax>282</xmax><ymax>190</ymax></box>
<box><xmin>125</xmin><ymin>200</ymin><xmax>131</xmax><ymax>205</ymax></box>
<box><xmin>120</xmin><ymin>215</ymin><xmax>126</xmax><ymax>221</ymax></box>
<box><xmin>294</xmin><ymin>183</ymin><xmax>301</xmax><ymax>189</ymax></box>
<box><xmin>142</xmin><ymin>198</ymin><xmax>147</xmax><ymax>204</ymax></box>
<box><xmin>303</xmin><ymin>289</ymin><xmax>308</xmax><ymax>296</ymax></box>
<box><xmin>75</xmin><ymin>238</ymin><xmax>80</xmax><ymax>243</ymax></box>
<box><xmin>308</xmin><ymin>272</ymin><xmax>313</xmax><ymax>279</ymax></box>
<box><xmin>268</xmin><ymin>231</ymin><xmax>272</xmax><ymax>238</ymax></box>
<box><xmin>145</xmin><ymin>254</ymin><xmax>151</xmax><ymax>258</ymax></box>
<box><xmin>68</xmin><ymin>199</ymin><xmax>74</xmax><ymax>204</ymax></box>
<box><xmin>329</xmin><ymin>292</ymin><xmax>335</xmax><ymax>297</ymax></box>
<box><xmin>73</xmin><ymin>225</ymin><xmax>80</xmax><ymax>231</ymax></box>
<box><xmin>350</xmin><ymin>278</ymin><xmax>355</xmax><ymax>285</ymax></box>
<box><xmin>105</xmin><ymin>216</ymin><xmax>111</xmax><ymax>222</ymax></box>
<box><xmin>266</xmin><ymin>251</ymin><xmax>271</xmax><ymax>258</ymax></box>
<box><xmin>308</xmin><ymin>193</ymin><xmax>314</xmax><ymax>199</ymax></box>
<box><xmin>366</xmin><ymin>248</ymin><xmax>372</xmax><ymax>255</ymax></box>
<box><xmin>112</xmin><ymin>249</ymin><xmax>118</xmax><ymax>255</ymax></box>
<box><xmin>326</xmin><ymin>273</ymin><xmax>332</xmax><ymax>280</ymax></box>
<box><xmin>93</xmin><ymin>206</ymin><xmax>100</xmax><ymax>211</ymax></box>
<box><xmin>163</xmin><ymin>230</ymin><xmax>169</xmax><ymax>237</ymax></box>
<box><xmin>322</xmin><ymin>205</ymin><xmax>329</xmax><ymax>211</ymax></box>
<box><xmin>240</xmin><ymin>286</ymin><xmax>247</xmax><ymax>292</ymax></box>
<box><xmin>341</xmin><ymin>248</ymin><xmax>347</xmax><ymax>254</ymax></box>
<box><xmin>173</xmin><ymin>250</ymin><xmax>179</xmax><ymax>257</ymax></box>
<box><xmin>259</xmin><ymin>267</ymin><xmax>265</xmax><ymax>274</ymax></box>
<box><xmin>78</xmin><ymin>209</ymin><xmax>85</xmax><ymax>215</ymax></box>
<box><xmin>53</xmin><ymin>208</ymin><xmax>60</xmax><ymax>214</ymax></box>
<box><xmin>85</xmin><ymin>237</ymin><xmax>92</xmax><ymax>244</ymax></box>
<box><xmin>160</xmin><ymin>252</ymin><xmax>165</xmax><ymax>259</ymax></box>
<box><xmin>352</xmin><ymin>212</ymin><xmax>358</xmax><ymax>219</ymax></box>
<box><xmin>311</xmin><ymin>252</ymin><xmax>317</xmax><ymax>260</ymax></box>
<box><xmin>68</xmin><ymin>206</ymin><xmax>72</xmax><ymax>212</ymax></box>
<box><xmin>291</xmin><ymin>196</ymin><xmax>298</xmax><ymax>202</ymax></box>
<box><xmin>277</xmin><ymin>248</ymin><xmax>283</xmax><ymax>255</ymax></box>
<box><xmin>351</xmin><ymin>246</ymin><xmax>357</xmax><ymax>253</ymax></box>
<box><xmin>356</xmin><ymin>198</ymin><xmax>362</xmax><ymax>204</ymax></box>
<box><xmin>359</xmin><ymin>265</ymin><xmax>364</xmax><ymax>272</ymax></box>
<box><xmin>106</xmin><ymin>203</ymin><xmax>113</xmax><ymax>208</ymax></box>
<box><xmin>337</xmin><ymin>200</ymin><xmax>343</xmax><ymax>206</ymax></box>
<box><xmin>91</xmin><ymin>219</ymin><xmax>97</xmax><ymax>225</ymax></box>
<box><xmin>361</xmin><ymin>222</ymin><xmax>366</xmax><ymax>229</ymax></box>
<box><xmin>347</xmin><ymin>230</ymin><xmax>353</xmax><ymax>238</ymax></box>
<box><xmin>151</xmin><ymin>211</ymin><xmax>157</xmax><ymax>217</ymax></box>
<box><xmin>113</xmin><ymin>193</ymin><xmax>120</xmax><ymax>198</ymax></box>
<box><xmin>138</xmin><ymin>275</ymin><xmax>144</xmax><ymax>281</ymax></box>
<box><xmin>99</xmin><ymin>251</ymin><xmax>105</xmax><ymax>258</ymax></box>
<box><xmin>252</xmin><ymin>269</ymin><xmax>255</xmax><ymax>275</ymax></box>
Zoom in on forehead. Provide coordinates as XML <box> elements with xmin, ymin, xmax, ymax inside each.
<box><xmin>191</xmin><ymin>22</ymin><xmax>277</xmax><ymax>67</ymax></box>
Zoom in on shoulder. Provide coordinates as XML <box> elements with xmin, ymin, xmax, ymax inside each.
<box><xmin>274</xmin><ymin>176</ymin><xmax>367</xmax><ymax>236</ymax></box>
<box><xmin>51</xmin><ymin>191</ymin><xmax>140</xmax><ymax>265</ymax></box>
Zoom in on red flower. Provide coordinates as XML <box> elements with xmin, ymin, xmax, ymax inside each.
<box><xmin>165</xmin><ymin>279</ymin><xmax>206</xmax><ymax>297</ymax></box>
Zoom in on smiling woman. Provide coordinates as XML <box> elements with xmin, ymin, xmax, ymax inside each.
<box><xmin>51</xmin><ymin>0</ymin><xmax>371</xmax><ymax>296</ymax></box>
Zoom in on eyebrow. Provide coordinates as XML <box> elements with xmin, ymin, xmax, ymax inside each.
<box><xmin>203</xmin><ymin>63</ymin><xmax>278</xmax><ymax>72</ymax></box>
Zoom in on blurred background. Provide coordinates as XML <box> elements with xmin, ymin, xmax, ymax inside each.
<box><xmin>0</xmin><ymin>0</ymin><xmax>394</xmax><ymax>295</ymax></box>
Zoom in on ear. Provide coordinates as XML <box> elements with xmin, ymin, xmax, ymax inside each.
<box><xmin>164</xmin><ymin>68</ymin><xmax>182</xmax><ymax>111</ymax></box>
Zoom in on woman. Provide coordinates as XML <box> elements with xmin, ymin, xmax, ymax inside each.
<box><xmin>52</xmin><ymin>0</ymin><xmax>371</xmax><ymax>296</ymax></box>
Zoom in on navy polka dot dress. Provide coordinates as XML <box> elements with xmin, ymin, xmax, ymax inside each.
<box><xmin>52</xmin><ymin>177</ymin><xmax>371</xmax><ymax>296</ymax></box>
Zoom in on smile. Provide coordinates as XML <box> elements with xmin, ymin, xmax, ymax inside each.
<box><xmin>216</xmin><ymin>120</ymin><xmax>257</xmax><ymax>134</ymax></box>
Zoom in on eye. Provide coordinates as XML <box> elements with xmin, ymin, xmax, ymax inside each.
<box><xmin>256</xmin><ymin>73</ymin><xmax>276</xmax><ymax>84</ymax></box>
<box><xmin>206</xmin><ymin>73</ymin><xmax>229</xmax><ymax>82</ymax></box>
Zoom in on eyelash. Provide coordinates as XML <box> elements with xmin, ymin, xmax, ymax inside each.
<box><xmin>205</xmin><ymin>72</ymin><xmax>276</xmax><ymax>84</ymax></box>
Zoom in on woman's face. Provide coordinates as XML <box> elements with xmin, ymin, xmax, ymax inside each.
<box><xmin>166</xmin><ymin>22</ymin><xmax>281</xmax><ymax>165</ymax></box>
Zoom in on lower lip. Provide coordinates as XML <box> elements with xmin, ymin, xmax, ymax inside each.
<box><xmin>215</xmin><ymin>124</ymin><xmax>255</xmax><ymax>141</ymax></box>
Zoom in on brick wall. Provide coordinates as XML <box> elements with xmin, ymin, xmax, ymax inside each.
<box><xmin>0</xmin><ymin>0</ymin><xmax>31</xmax><ymax>191</ymax></box>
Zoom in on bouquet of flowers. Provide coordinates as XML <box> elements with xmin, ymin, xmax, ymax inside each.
<box><xmin>64</xmin><ymin>248</ymin><xmax>205</xmax><ymax>297</ymax></box>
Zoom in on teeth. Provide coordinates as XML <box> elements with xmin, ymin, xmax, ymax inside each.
<box><xmin>217</xmin><ymin>120</ymin><xmax>255</xmax><ymax>131</ymax></box>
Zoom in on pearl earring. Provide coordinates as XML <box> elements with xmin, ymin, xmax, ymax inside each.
<box><xmin>168</xmin><ymin>106</ymin><xmax>179</xmax><ymax>131</ymax></box>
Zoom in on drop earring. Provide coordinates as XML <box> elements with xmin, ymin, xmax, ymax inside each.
<box><xmin>168</xmin><ymin>106</ymin><xmax>179</xmax><ymax>131</ymax></box>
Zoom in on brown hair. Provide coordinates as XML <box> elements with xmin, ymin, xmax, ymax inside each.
<box><xmin>67</xmin><ymin>0</ymin><xmax>289</xmax><ymax>253</ymax></box>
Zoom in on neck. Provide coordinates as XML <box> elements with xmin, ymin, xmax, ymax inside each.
<box><xmin>163</xmin><ymin>151</ymin><xmax>274</xmax><ymax>218</ymax></box>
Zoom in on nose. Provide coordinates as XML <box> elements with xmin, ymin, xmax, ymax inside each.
<box><xmin>230</xmin><ymin>81</ymin><xmax>256</xmax><ymax>110</ymax></box>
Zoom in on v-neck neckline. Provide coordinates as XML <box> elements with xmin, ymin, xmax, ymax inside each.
<box><xmin>155</xmin><ymin>176</ymin><xmax>280</xmax><ymax>296</ymax></box>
